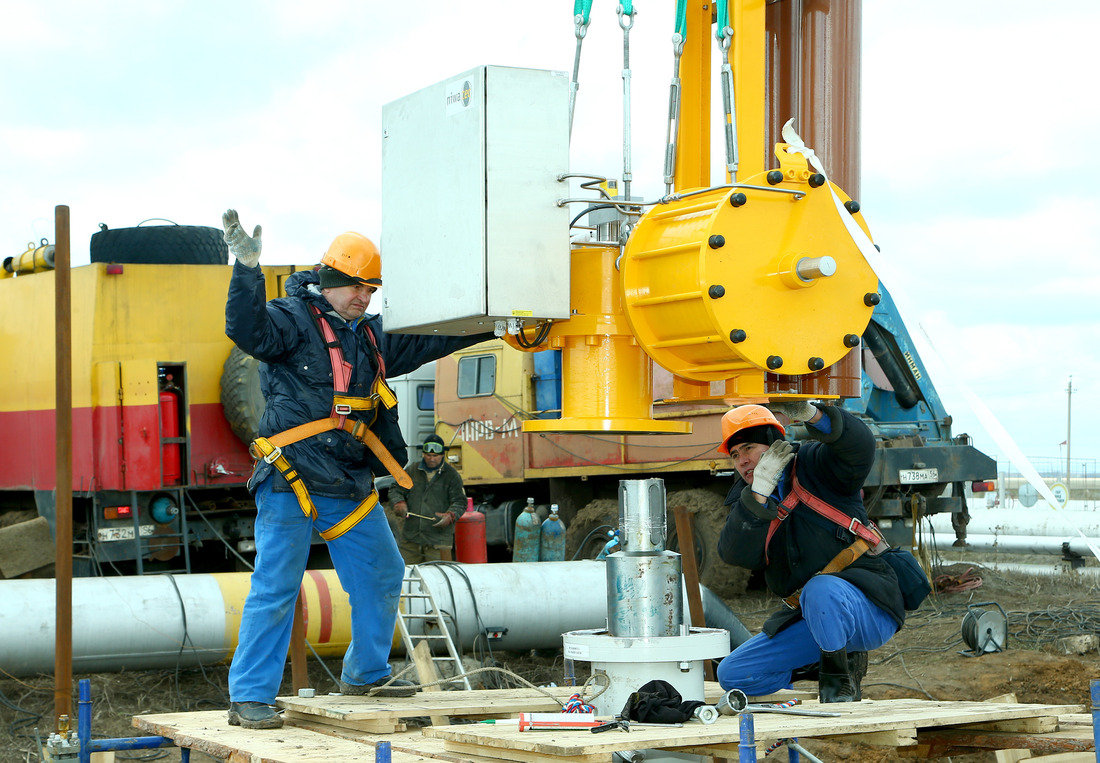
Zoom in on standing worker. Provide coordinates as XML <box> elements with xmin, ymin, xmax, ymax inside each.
<box><xmin>390</xmin><ymin>434</ymin><xmax>466</xmax><ymax>563</ymax></box>
<box><xmin>221</xmin><ymin>210</ymin><xmax>492</xmax><ymax>730</ymax></box>
<box><xmin>714</xmin><ymin>402</ymin><xmax>905</xmax><ymax>703</ymax></box>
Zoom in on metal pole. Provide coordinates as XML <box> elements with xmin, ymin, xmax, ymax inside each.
<box><xmin>739</xmin><ymin>711</ymin><xmax>757</xmax><ymax>762</ymax></box>
<box><xmin>1066</xmin><ymin>376</ymin><xmax>1073</xmax><ymax>483</ymax></box>
<box><xmin>54</xmin><ymin>204</ymin><xmax>73</xmax><ymax>727</ymax></box>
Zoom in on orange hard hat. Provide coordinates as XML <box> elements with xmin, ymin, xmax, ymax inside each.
<box><xmin>717</xmin><ymin>405</ymin><xmax>786</xmax><ymax>455</ymax></box>
<box><xmin>321</xmin><ymin>232</ymin><xmax>382</xmax><ymax>285</ymax></box>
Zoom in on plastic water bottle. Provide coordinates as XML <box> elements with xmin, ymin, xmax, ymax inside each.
<box><xmin>539</xmin><ymin>504</ymin><xmax>566</xmax><ymax>562</ymax></box>
<box><xmin>513</xmin><ymin>497</ymin><xmax>541</xmax><ymax>562</ymax></box>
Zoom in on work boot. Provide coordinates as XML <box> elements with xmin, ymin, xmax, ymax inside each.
<box><xmin>847</xmin><ymin>650</ymin><xmax>868</xmax><ymax>701</ymax></box>
<box><xmin>227</xmin><ymin>701</ymin><xmax>283</xmax><ymax>729</ymax></box>
<box><xmin>340</xmin><ymin>677</ymin><xmax>417</xmax><ymax>698</ymax></box>
<box><xmin>790</xmin><ymin>661</ymin><xmax>819</xmax><ymax>684</ymax></box>
<box><xmin>818</xmin><ymin>649</ymin><xmax>859</xmax><ymax>703</ymax></box>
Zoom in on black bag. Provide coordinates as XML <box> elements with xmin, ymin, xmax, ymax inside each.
<box><xmin>881</xmin><ymin>547</ymin><xmax>931</xmax><ymax>610</ymax></box>
<box><xmin>620</xmin><ymin>680</ymin><xmax>705</xmax><ymax>723</ymax></box>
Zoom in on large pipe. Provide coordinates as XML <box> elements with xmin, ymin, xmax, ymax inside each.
<box><xmin>928</xmin><ymin>509</ymin><xmax>1100</xmax><ymax>539</ymax></box>
<box><xmin>0</xmin><ymin>562</ymin><xmax>749</xmax><ymax>678</ymax></box>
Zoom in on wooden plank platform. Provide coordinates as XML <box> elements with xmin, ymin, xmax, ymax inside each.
<box><xmin>134</xmin><ymin>692</ymin><xmax>1090</xmax><ymax>763</ymax></box>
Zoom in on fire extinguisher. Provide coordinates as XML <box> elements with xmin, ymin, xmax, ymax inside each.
<box><xmin>455</xmin><ymin>497</ymin><xmax>487</xmax><ymax>564</ymax></box>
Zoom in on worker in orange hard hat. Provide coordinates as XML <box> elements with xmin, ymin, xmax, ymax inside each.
<box><xmin>221</xmin><ymin>210</ymin><xmax>494</xmax><ymax>730</ymax></box>
<box><xmin>714</xmin><ymin>400</ymin><xmax>921</xmax><ymax>704</ymax></box>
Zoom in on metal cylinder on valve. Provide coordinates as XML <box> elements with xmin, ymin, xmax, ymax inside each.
<box><xmin>607</xmin><ymin>479</ymin><xmax>683</xmax><ymax>638</ymax></box>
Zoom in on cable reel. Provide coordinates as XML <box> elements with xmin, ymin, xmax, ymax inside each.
<box><xmin>960</xmin><ymin>601</ymin><xmax>1008</xmax><ymax>656</ymax></box>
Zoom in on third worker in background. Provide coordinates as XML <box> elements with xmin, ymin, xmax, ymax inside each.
<box><xmin>714</xmin><ymin>401</ymin><xmax>906</xmax><ymax>703</ymax></box>
<box><xmin>391</xmin><ymin>434</ymin><xmax>466</xmax><ymax>564</ymax></box>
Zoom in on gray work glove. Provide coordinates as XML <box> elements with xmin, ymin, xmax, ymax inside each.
<box><xmin>750</xmin><ymin>439</ymin><xmax>794</xmax><ymax>498</ymax></box>
<box><xmin>433</xmin><ymin>512</ymin><xmax>456</xmax><ymax>528</ymax></box>
<box><xmin>222</xmin><ymin>209</ymin><xmax>263</xmax><ymax>268</ymax></box>
<box><xmin>769</xmin><ymin>401</ymin><xmax>818</xmax><ymax>423</ymax></box>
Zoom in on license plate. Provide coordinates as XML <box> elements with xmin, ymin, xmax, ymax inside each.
<box><xmin>899</xmin><ymin>468</ymin><xmax>939</xmax><ymax>485</ymax></box>
<box><xmin>97</xmin><ymin>525</ymin><xmax>155</xmax><ymax>542</ymax></box>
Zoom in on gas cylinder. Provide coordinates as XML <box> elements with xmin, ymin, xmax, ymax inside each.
<box><xmin>455</xmin><ymin>497</ymin><xmax>487</xmax><ymax>564</ymax></box>
<box><xmin>158</xmin><ymin>383</ymin><xmax>182</xmax><ymax>486</ymax></box>
<box><xmin>539</xmin><ymin>504</ymin><xmax>566</xmax><ymax>562</ymax></box>
<box><xmin>512</xmin><ymin>497</ymin><xmax>541</xmax><ymax>563</ymax></box>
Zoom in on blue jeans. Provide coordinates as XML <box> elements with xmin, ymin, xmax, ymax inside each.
<box><xmin>716</xmin><ymin>575</ymin><xmax>898</xmax><ymax>695</ymax></box>
<box><xmin>228</xmin><ymin>477</ymin><xmax>405</xmax><ymax>703</ymax></box>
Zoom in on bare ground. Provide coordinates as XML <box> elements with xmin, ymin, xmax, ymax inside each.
<box><xmin>2</xmin><ymin>557</ymin><xmax>1099</xmax><ymax>763</ymax></box>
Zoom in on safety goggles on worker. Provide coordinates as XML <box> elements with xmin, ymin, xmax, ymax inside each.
<box><xmin>423</xmin><ymin>441</ymin><xmax>445</xmax><ymax>454</ymax></box>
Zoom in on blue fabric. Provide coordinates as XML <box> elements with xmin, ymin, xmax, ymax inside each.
<box><xmin>715</xmin><ymin>575</ymin><xmax>897</xmax><ymax>695</ymax></box>
<box><xmin>228</xmin><ymin>477</ymin><xmax>405</xmax><ymax>703</ymax></box>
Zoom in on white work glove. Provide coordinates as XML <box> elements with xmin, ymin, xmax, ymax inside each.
<box><xmin>222</xmin><ymin>209</ymin><xmax>263</xmax><ymax>268</ymax></box>
<box><xmin>751</xmin><ymin>440</ymin><xmax>794</xmax><ymax>498</ymax></box>
<box><xmin>770</xmin><ymin>401</ymin><xmax>818</xmax><ymax>423</ymax></box>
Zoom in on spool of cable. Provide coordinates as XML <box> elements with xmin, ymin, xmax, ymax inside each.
<box><xmin>961</xmin><ymin>601</ymin><xmax>1008</xmax><ymax>655</ymax></box>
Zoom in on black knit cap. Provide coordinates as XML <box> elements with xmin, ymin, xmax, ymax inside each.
<box><xmin>723</xmin><ymin>423</ymin><xmax>781</xmax><ymax>451</ymax></box>
<box><xmin>318</xmin><ymin>264</ymin><xmax>366</xmax><ymax>289</ymax></box>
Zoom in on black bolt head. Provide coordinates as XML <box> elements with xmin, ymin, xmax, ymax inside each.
<box><xmin>730</xmin><ymin>329</ymin><xmax>747</xmax><ymax>343</ymax></box>
<box><xmin>844</xmin><ymin>200</ymin><xmax>861</xmax><ymax>214</ymax></box>
<box><xmin>808</xmin><ymin>173</ymin><xmax>826</xmax><ymax>188</ymax></box>
<box><xmin>766</xmin><ymin>170</ymin><xmax>784</xmax><ymax>186</ymax></box>
<box><xmin>766</xmin><ymin>355</ymin><xmax>784</xmax><ymax>370</ymax></box>
<box><xmin>808</xmin><ymin>357</ymin><xmax>825</xmax><ymax>371</ymax></box>
<box><xmin>864</xmin><ymin>292</ymin><xmax>881</xmax><ymax>306</ymax></box>
<box><xmin>843</xmin><ymin>334</ymin><xmax>861</xmax><ymax>348</ymax></box>
<box><xmin>708</xmin><ymin>234</ymin><xmax>725</xmax><ymax>249</ymax></box>
<box><xmin>729</xmin><ymin>192</ymin><xmax>747</xmax><ymax>207</ymax></box>
<box><xmin>708</xmin><ymin>285</ymin><xmax>726</xmax><ymax>299</ymax></box>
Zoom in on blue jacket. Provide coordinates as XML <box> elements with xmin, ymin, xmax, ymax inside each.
<box><xmin>225</xmin><ymin>263</ymin><xmax>491</xmax><ymax>501</ymax></box>
<box><xmin>717</xmin><ymin>405</ymin><xmax>905</xmax><ymax>636</ymax></box>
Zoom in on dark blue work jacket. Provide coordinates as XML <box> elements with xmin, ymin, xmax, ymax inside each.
<box><xmin>226</xmin><ymin>263</ymin><xmax>491</xmax><ymax>502</ymax></box>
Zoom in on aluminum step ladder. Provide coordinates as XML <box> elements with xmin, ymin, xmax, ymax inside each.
<box><xmin>396</xmin><ymin>565</ymin><xmax>472</xmax><ymax>691</ymax></box>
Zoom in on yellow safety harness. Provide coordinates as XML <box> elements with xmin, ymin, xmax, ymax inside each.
<box><xmin>249</xmin><ymin>305</ymin><xmax>412</xmax><ymax>541</ymax></box>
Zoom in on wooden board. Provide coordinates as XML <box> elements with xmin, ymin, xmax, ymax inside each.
<box><xmin>132</xmin><ymin>710</ymin><xmax>421</xmax><ymax>763</ymax></box>
<box><xmin>422</xmin><ymin>699</ymin><xmax>1083</xmax><ymax>762</ymax></box>
<box><xmin>274</xmin><ymin>682</ymin><xmax>779</xmax><ymax>728</ymax></box>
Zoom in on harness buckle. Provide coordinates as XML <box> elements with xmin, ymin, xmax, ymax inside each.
<box><xmin>847</xmin><ymin>517</ymin><xmax>861</xmax><ymax>534</ymax></box>
<box><xmin>262</xmin><ymin>445</ymin><xmax>283</xmax><ymax>465</ymax></box>
<box><xmin>334</xmin><ymin>403</ymin><xmax>352</xmax><ymax>416</ymax></box>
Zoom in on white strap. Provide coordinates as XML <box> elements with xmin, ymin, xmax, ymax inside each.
<box><xmin>782</xmin><ymin>119</ymin><xmax>1100</xmax><ymax>561</ymax></box>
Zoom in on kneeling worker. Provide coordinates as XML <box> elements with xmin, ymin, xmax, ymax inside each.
<box><xmin>391</xmin><ymin>434</ymin><xmax>466</xmax><ymax>564</ymax></box>
<box><xmin>715</xmin><ymin>401</ymin><xmax>906</xmax><ymax>702</ymax></box>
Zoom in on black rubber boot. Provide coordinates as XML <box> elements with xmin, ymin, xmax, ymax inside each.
<box><xmin>227</xmin><ymin>701</ymin><xmax>283</xmax><ymax>729</ymax></box>
<box><xmin>847</xmin><ymin>650</ymin><xmax>868</xmax><ymax>701</ymax></box>
<box><xmin>818</xmin><ymin>649</ymin><xmax>858</xmax><ymax>703</ymax></box>
<box><xmin>790</xmin><ymin>661</ymin><xmax>819</xmax><ymax>684</ymax></box>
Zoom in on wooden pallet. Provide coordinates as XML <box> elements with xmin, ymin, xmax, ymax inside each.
<box><xmin>134</xmin><ymin>693</ymin><xmax>1090</xmax><ymax>763</ymax></box>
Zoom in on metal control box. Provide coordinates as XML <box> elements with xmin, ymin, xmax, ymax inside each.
<box><xmin>380</xmin><ymin>65</ymin><xmax>571</xmax><ymax>334</ymax></box>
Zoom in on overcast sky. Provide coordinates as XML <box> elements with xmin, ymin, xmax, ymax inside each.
<box><xmin>2</xmin><ymin>1</ymin><xmax>1096</xmax><ymax>476</ymax></box>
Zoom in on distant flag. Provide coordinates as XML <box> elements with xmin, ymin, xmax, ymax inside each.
<box><xmin>1060</xmin><ymin>440</ymin><xmax>1067</xmax><ymax>446</ymax></box>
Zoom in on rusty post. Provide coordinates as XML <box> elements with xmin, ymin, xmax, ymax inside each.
<box><xmin>290</xmin><ymin>587</ymin><xmax>308</xmax><ymax>692</ymax></box>
<box><xmin>54</xmin><ymin>205</ymin><xmax>73</xmax><ymax>726</ymax></box>
<box><xmin>673</xmin><ymin>505</ymin><xmax>713</xmax><ymax>681</ymax></box>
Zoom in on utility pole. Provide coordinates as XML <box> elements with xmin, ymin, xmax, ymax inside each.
<box><xmin>1066</xmin><ymin>375</ymin><xmax>1075</xmax><ymax>482</ymax></box>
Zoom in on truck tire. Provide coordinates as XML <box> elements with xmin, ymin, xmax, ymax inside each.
<box><xmin>90</xmin><ymin>224</ymin><xmax>229</xmax><ymax>265</ymax></box>
<box><xmin>221</xmin><ymin>346</ymin><xmax>265</xmax><ymax>445</ymax></box>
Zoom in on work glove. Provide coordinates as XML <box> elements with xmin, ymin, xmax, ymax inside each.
<box><xmin>433</xmin><ymin>512</ymin><xmax>456</xmax><ymax>528</ymax></box>
<box><xmin>769</xmin><ymin>401</ymin><xmax>818</xmax><ymax>423</ymax></box>
<box><xmin>392</xmin><ymin>501</ymin><xmax>408</xmax><ymax>518</ymax></box>
<box><xmin>222</xmin><ymin>209</ymin><xmax>263</xmax><ymax>268</ymax></box>
<box><xmin>750</xmin><ymin>439</ymin><xmax>794</xmax><ymax>498</ymax></box>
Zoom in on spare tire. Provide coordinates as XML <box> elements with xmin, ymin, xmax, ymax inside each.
<box><xmin>221</xmin><ymin>346</ymin><xmax>265</xmax><ymax>445</ymax></box>
<box><xmin>91</xmin><ymin>223</ymin><xmax>228</xmax><ymax>265</ymax></box>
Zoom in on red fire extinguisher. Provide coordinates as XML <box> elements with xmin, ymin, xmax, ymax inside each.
<box><xmin>455</xmin><ymin>497</ymin><xmax>487</xmax><ymax>564</ymax></box>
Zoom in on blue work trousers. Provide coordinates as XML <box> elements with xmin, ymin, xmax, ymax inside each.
<box><xmin>228</xmin><ymin>477</ymin><xmax>405</xmax><ymax>703</ymax></box>
<box><xmin>716</xmin><ymin>575</ymin><xmax>898</xmax><ymax>695</ymax></box>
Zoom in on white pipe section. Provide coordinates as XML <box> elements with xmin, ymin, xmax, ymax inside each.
<box><xmin>1</xmin><ymin>561</ymin><xmax>739</xmax><ymax>678</ymax></box>
<box><xmin>928</xmin><ymin>509</ymin><xmax>1100</xmax><ymax>539</ymax></box>
<box><xmin>938</xmin><ymin>559</ymin><xmax>1100</xmax><ymax>578</ymax></box>
<box><xmin>952</xmin><ymin>535</ymin><xmax>1100</xmax><ymax>557</ymax></box>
